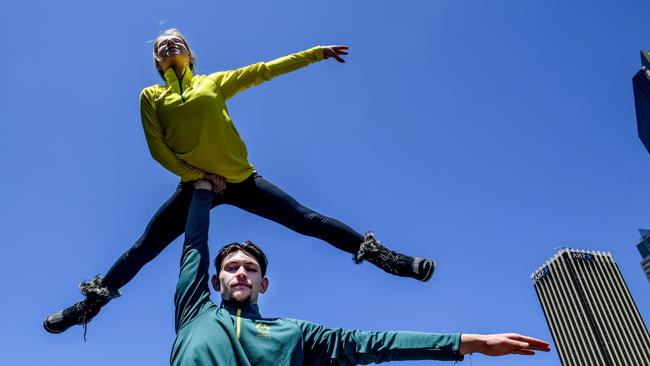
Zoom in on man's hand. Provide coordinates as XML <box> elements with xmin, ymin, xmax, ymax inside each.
<box><xmin>460</xmin><ymin>333</ymin><xmax>550</xmax><ymax>356</ymax></box>
<box><xmin>321</xmin><ymin>45</ymin><xmax>349</xmax><ymax>63</ymax></box>
<box><xmin>204</xmin><ymin>174</ymin><xmax>227</xmax><ymax>194</ymax></box>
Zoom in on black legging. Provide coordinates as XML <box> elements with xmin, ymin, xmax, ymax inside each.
<box><xmin>102</xmin><ymin>174</ymin><xmax>364</xmax><ymax>290</ymax></box>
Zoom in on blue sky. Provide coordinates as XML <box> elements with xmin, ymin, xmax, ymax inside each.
<box><xmin>3</xmin><ymin>0</ymin><xmax>650</xmax><ymax>365</ymax></box>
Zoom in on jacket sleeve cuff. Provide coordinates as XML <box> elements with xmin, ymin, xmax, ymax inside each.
<box><xmin>180</xmin><ymin>171</ymin><xmax>207</xmax><ymax>182</ymax></box>
<box><xmin>313</xmin><ymin>46</ymin><xmax>324</xmax><ymax>61</ymax></box>
<box><xmin>451</xmin><ymin>333</ymin><xmax>464</xmax><ymax>361</ymax></box>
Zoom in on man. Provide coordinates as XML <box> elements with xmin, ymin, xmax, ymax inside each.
<box><xmin>172</xmin><ymin>181</ymin><xmax>550</xmax><ymax>365</ymax></box>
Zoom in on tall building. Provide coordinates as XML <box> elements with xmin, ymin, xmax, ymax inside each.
<box><xmin>632</xmin><ymin>50</ymin><xmax>650</xmax><ymax>154</ymax></box>
<box><xmin>638</xmin><ymin>229</ymin><xmax>650</xmax><ymax>283</ymax></box>
<box><xmin>531</xmin><ymin>248</ymin><xmax>650</xmax><ymax>365</ymax></box>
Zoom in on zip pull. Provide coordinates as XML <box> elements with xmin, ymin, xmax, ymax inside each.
<box><xmin>177</xmin><ymin>69</ymin><xmax>187</xmax><ymax>103</ymax></box>
<box><xmin>236</xmin><ymin>308</ymin><xmax>242</xmax><ymax>339</ymax></box>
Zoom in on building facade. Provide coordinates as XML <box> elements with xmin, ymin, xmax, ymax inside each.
<box><xmin>638</xmin><ymin>229</ymin><xmax>650</xmax><ymax>284</ymax></box>
<box><xmin>532</xmin><ymin>248</ymin><xmax>650</xmax><ymax>365</ymax></box>
<box><xmin>632</xmin><ymin>50</ymin><xmax>650</xmax><ymax>155</ymax></box>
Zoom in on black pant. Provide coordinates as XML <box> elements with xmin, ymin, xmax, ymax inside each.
<box><xmin>102</xmin><ymin>174</ymin><xmax>364</xmax><ymax>290</ymax></box>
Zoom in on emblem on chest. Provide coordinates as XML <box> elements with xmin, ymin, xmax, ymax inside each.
<box><xmin>255</xmin><ymin>322</ymin><xmax>272</xmax><ymax>338</ymax></box>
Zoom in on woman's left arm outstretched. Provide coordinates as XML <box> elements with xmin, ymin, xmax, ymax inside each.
<box><xmin>211</xmin><ymin>45</ymin><xmax>348</xmax><ymax>100</ymax></box>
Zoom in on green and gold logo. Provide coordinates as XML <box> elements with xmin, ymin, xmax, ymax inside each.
<box><xmin>255</xmin><ymin>322</ymin><xmax>272</xmax><ymax>338</ymax></box>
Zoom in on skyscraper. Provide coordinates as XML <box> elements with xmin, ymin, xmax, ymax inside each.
<box><xmin>632</xmin><ymin>50</ymin><xmax>650</xmax><ymax>154</ymax></box>
<box><xmin>531</xmin><ymin>248</ymin><xmax>650</xmax><ymax>365</ymax></box>
<box><xmin>638</xmin><ymin>229</ymin><xmax>650</xmax><ymax>284</ymax></box>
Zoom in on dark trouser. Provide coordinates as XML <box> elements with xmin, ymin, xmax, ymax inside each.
<box><xmin>102</xmin><ymin>174</ymin><xmax>364</xmax><ymax>290</ymax></box>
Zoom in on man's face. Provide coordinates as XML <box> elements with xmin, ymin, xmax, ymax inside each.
<box><xmin>212</xmin><ymin>250</ymin><xmax>268</xmax><ymax>304</ymax></box>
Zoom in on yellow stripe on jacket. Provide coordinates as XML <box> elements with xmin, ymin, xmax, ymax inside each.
<box><xmin>236</xmin><ymin>308</ymin><xmax>242</xmax><ymax>339</ymax></box>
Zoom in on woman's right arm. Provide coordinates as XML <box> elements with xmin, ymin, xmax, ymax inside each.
<box><xmin>140</xmin><ymin>89</ymin><xmax>206</xmax><ymax>182</ymax></box>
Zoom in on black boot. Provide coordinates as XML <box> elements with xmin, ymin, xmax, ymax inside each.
<box><xmin>353</xmin><ymin>232</ymin><xmax>435</xmax><ymax>282</ymax></box>
<box><xmin>43</xmin><ymin>276</ymin><xmax>120</xmax><ymax>338</ymax></box>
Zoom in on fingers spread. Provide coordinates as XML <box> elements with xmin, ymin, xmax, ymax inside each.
<box><xmin>323</xmin><ymin>45</ymin><xmax>349</xmax><ymax>60</ymax></box>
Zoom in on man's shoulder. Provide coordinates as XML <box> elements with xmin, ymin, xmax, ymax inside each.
<box><xmin>281</xmin><ymin>317</ymin><xmax>326</xmax><ymax>332</ymax></box>
<box><xmin>177</xmin><ymin>301</ymin><xmax>220</xmax><ymax>333</ymax></box>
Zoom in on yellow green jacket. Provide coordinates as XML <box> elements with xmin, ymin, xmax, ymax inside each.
<box><xmin>140</xmin><ymin>46</ymin><xmax>324</xmax><ymax>183</ymax></box>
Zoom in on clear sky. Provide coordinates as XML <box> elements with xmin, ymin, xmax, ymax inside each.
<box><xmin>3</xmin><ymin>0</ymin><xmax>650</xmax><ymax>365</ymax></box>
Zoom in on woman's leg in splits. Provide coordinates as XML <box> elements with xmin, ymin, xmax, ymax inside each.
<box><xmin>225</xmin><ymin>174</ymin><xmax>434</xmax><ymax>281</ymax></box>
<box><xmin>44</xmin><ymin>183</ymin><xmax>203</xmax><ymax>334</ymax></box>
<box><xmin>101</xmin><ymin>185</ymin><xmax>194</xmax><ymax>290</ymax></box>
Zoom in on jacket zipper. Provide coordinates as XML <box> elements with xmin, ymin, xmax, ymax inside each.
<box><xmin>236</xmin><ymin>308</ymin><xmax>242</xmax><ymax>339</ymax></box>
<box><xmin>178</xmin><ymin>70</ymin><xmax>186</xmax><ymax>103</ymax></box>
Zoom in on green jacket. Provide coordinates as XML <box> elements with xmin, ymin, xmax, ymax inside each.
<box><xmin>171</xmin><ymin>190</ymin><xmax>464</xmax><ymax>365</ymax></box>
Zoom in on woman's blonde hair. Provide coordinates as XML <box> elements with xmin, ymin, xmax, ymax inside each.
<box><xmin>153</xmin><ymin>28</ymin><xmax>196</xmax><ymax>79</ymax></box>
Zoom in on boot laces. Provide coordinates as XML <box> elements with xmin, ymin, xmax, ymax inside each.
<box><xmin>72</xmin><ymin>296</ymin><xmax>101</xmax><ymax>342</ymax></box>
<box><xmin>77</xmin><ymin>275</ymin><xmax>120</xmax><ymax>341</ymax></box>
<box><xmin>354</xmin><ymin>232</ymin><xmax>410</xmax><ymax>274</ymax></box>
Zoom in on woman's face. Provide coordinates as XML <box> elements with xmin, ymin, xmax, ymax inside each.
<box><xmin>155</xmin><ymin>34</ymin><xmax>191</xmax><ymax>71</ymax></box>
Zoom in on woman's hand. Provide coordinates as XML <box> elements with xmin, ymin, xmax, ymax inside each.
<box><xmin>204</xmin><ymin>174</ymin><xmax>227</xmax><ymax>194</ymax></box>
<box><xmin>321</xmin><ymin>45</ymin><xmax>349</xmax><ymax>63</ymax></box>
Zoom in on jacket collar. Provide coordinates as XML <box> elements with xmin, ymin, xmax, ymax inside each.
<box><xmin>163</xmin><ymin>64</ymin><xmax>193</xmax><ymax>92</ymax></box>
<box><xmin>220</xmin><ymin>300</ymin><xmax>262</xmax><ymax>319</ymax></box>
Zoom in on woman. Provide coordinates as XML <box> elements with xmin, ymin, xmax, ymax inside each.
<box><xmin>44</xmin><ymin>29</ymin><xmax>434</xmax><ymax>335</ymax></box>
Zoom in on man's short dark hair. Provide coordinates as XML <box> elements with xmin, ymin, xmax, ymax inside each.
<box><xmin>214</xmin><ymin>241</ymin><xmax>268</xmax><ymax>277</ymax></box>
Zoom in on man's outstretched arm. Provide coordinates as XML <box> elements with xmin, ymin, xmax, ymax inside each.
<box><xmin>294</xmin><ymin>319</ymin><xmax>550</xmax><ymax>364</ymax></box>
<box><xmin>294</xmin><ymin>320</ymin><xmax>464</xmax><ymax>364</ymax></box>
